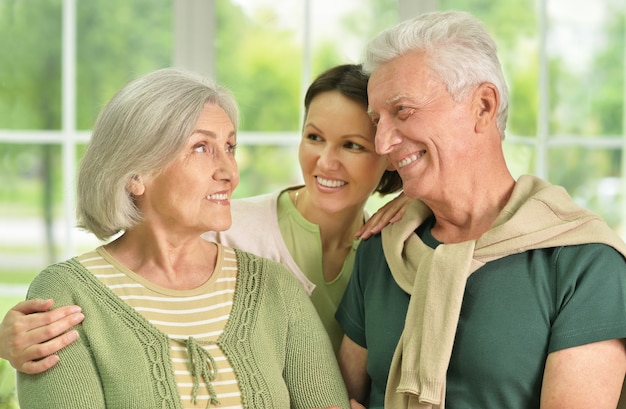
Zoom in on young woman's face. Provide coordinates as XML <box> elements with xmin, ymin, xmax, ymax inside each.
<box><xmin>135</xmin><ymin>103</ymin><xmax>239</xmax><ymax>235</ymax></box>
<box><xmin>298</xmin><ymin>90</ymin><xmax>392</xmax><ymax>215</ymax></box>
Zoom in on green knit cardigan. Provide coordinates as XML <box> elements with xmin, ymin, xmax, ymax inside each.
<box><xmin>17</xmin><ymin>249</ymin><xmax>349</xmax><ymax>409</ymax></box>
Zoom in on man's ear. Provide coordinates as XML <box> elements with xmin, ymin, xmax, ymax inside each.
<box><xmin>473</xmin><ymin>82</ymin><xmax>499</xmax><ymax>133</ymax></box>
<box><xmin>126</xmin><ymin>175</ymin><xmax>145</xmax><ymax>196</ymax></box>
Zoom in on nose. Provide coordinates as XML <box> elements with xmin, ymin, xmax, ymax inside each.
<box><xmin>213</xmin><ymin>151</ymin><xmax>239</xmax><ymax>185</ymax></box>
<box><xmin>317</xmin><ymin>145</ymin><xmax>341</xmax><ymax>171</ymax></box>
<box><xmin>374</xmin><ymin>116</ymin><xmax>401</xmax><ymax>156</ymax></box>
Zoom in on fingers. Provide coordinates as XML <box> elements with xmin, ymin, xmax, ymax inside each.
<box><xmin>18</xmin><ymin>330</ymin><xmax>80</xmax><ymax>374</ymax></box>
<box><xmin>14</xmin><ymin>304</ymin><xmax>84</xmax><ymax>338</ymax></box>
<box><xmin>0</xmin><ymin>300</ymin><xmax>84</xmax><ymax>374</ymax></box>
<box><xmin>19</xmin><ymin>353</ymin><xmax>60</xmax><ymax>375</ymax></box>
<box><xmin>357</xmin><ymin>194</ymin><xmax>411</xmax><ymax>239</ymax></box>
<box><xmin>12</xmin><ymin>298</ymin><xmax>56</xmax><ymax>315</ymax></box>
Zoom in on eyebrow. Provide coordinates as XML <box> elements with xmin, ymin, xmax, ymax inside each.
<box><xmin>304</xmin><ymin>122</ymin><xmax>371</xmax><ymax>141</ymax></box>
<box><xmin>367</xmin><ymin>94</ymin><xmax>409</xmax><ymax>117</ymax></box>
<box><xmin>303</xmin><ymin>122</ymin><xmax>322</xmax><ymax>131</ymax></box>
<box><xmin>193</xmin><ymin>129</ymin><xmax>237</xmax><ymax>139</ymax></box>
<box><xmin>386</xmin><ymin>94</ymin><xmax>405</xmax><ymax>105</ymax></box>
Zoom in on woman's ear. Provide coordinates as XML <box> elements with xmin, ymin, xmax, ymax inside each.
<box><xmin>473</xmin><ymin>82</ymin><xmax>499</xmax><ymax>133</ymax></box>
<box><xmin>126</xmin><ymin>175</ymin><xmax>145</xmax><ymax>196</ymax></box>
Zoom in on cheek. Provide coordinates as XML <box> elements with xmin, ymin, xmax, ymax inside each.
<box><xmin>353</xmin><ymin>155</ymin><xmax>389</xmax><ymax>189</ymax></box>
<box><xmin>232</xmin><ymin>168</ymin><xmax>241</xmax><ymax>189</ymax></box>
<box><xmin>298</xmin><ymin>144</ymin><xmax>315</xmax><ymax>173</ymax></box>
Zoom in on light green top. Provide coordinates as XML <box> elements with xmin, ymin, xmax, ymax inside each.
<box><xmin>277</xmin><ymin>190</ymin><xmax>359</xmax><ymax>353</ymax></box>
<box><xmin>207</xmin><ymin>188</ymin><xmax>360</xmax><ymax>354</ymax></box>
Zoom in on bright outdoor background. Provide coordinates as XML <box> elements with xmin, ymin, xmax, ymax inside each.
<box><xmin>2</xmin><ymin>0</ymin><xmax>626</xmax><ymax>406</ymax></box>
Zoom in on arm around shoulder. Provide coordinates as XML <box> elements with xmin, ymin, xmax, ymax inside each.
<box><xmin>0</xmin><ymin>298</ymin><xmax>83</xmax><ymax>374</ymax></box>
<box><xmin>16</xmin><ymin>267</ymin><xmax>105</xmax><ymax>408</ymax></box>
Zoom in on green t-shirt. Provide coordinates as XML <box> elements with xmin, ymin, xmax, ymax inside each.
<box><xmin>277</xmin><ymin>190</ymin><xmax>357</xmax><ymax>354</ymax></box>
<box><xmin>336</xmin><ymin>216</ymin><xmax>626</xmax><ymax>408</ymax></box>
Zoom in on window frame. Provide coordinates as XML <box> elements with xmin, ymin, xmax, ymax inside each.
<box><xmin>0</xmin><ymin>0</ymin><xmax>624</xmax><ymax>265</ymax></box>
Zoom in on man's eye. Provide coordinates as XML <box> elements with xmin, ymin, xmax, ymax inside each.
<box><xmin>396</xmin><ymin>105</ymin><xmax>416</xmax><ymax>119</ymax></box>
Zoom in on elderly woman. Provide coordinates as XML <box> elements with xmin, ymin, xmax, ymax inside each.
<box><xmin>16</xmin><ymin>68</ymin><xmax>349</xmax><ymax>409</ymax></box>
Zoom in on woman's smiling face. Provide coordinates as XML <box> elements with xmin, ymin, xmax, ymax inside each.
<box><xmin>298</xmin><ymin>90</ymin><xmax>392</xmax><ymax>215</ymax></box>
<box><xmin>133</xmin><ymin>103</ymin><xmax>239</xmax><ymax>235</ymax></box>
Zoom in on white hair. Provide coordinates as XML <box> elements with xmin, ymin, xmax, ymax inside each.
<box><xmin>363</xmin><ymin>10</ymin><xmax>509</xmax><ymax>136</ymax></box>
<box><xmin>77</xmin><ymin>68</ymin><xmax>239</xmax><ymax>240</ymax></box>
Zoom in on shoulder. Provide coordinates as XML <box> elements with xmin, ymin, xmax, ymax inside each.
<box><xmin>353</xmin><ymin>233</ymin><xmax>390</xmax><ymax>283</ymax></box>
<box><xmin>26</xmin><ymin>257</ymin><xmax>93</xmax><ymax>301</ymax></box>
<box><xmin>358</xmin><ymin>231</ymin><xmax>383</xmax><ymax>248</ymax></box>
<box><xmin>30</xmin><ymin>258</ymin><xmax>88</xmax><ymax>284</ymax></box>
<box><xmin>555</xmin><ymin>242</ymin><xmax>626</xmax><ymax>267</ymax></box>
<box><xmin>356</xmin><ymin>232</ymin><xmax>384</xmax><ymax>259</ymax></box>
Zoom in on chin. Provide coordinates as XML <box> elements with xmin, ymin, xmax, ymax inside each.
<box><xmin>214</xmin><ymin>224</ymin><xmax>232</xmax><ymax>232</ymax></box>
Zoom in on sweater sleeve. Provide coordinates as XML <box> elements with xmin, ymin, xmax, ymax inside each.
<box><xmin>17</xmin><ymin>265</ymin><xmax>106</xmax><ymax>409</ymax></box>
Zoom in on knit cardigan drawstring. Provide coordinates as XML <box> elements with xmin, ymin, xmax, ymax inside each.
<box><xmin>176</xmin><ymin>337</ymin><xmax>220</xmax><ymax>408</ymax></box>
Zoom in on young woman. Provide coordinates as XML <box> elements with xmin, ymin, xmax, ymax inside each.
<box><xmin>206</xmin><ymin>64</ymin><xmax>404</xmax><ymax>352</ymax></box>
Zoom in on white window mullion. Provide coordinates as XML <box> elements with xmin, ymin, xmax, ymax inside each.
<box><xmin>62</xmin><ymin>0</ymin><xmax>77</xmax><ymax>259</ymax></box>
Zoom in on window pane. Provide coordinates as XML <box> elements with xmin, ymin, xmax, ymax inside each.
<box><xmin>234</xmin><ymin>143</ymin><xmax>301</xmax><ymax>198</ymax></box>
<box><xmin>547</xmin><ymin>0</ymin><xmax>625</xmax><ymax>137</ymax></box>
<box><xmin>76</xmin><ymin>0</ymin><xmax>172</xmax><ymax>129</ymax></box>
<box><xmin>216</xmin><ymin>0</ymin><xmax>302</xmax><ymax>132</ymax></box>
<box><xmin>549</xmin><ymin>147</ymin><xmax>623</xmax><ymax>230</ymax></box>
<box><xmin>308</xmin><ymin>0</ymin><xmax>397</xmax><ymax>70</ymax></box>
<box><xmin>0</xmin><ymin>144</ymin><xmax>61</xmax><ymax>292</ymax></box>
<box><xmin>0</xmin><ymin>0</ymin><xmax>62</xmax><ymax>130</ymax></box>
<box><xmin>503</xmin><ymin>141</ymin><xmax>536</xmax><ymax>178</ymax></box>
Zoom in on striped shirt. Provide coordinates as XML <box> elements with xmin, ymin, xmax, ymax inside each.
<box><xmin>77</xmin><ymin>243</ymin><xmax>243</xmax><ymax>408</ymax></box>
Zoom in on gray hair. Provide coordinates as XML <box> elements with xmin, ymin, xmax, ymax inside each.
<box><xmin>363</xmin><ymin>10</ymin><xmax>509</xmax><ymax>136</ymax></box>
<box><xmin>77</xmin><ymin>68</ymin><xmax>239</xmax><ymax>240</ymax></box>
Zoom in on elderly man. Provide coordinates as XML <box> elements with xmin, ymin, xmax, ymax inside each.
<box><xmin>336</xmin><ymin>10</ymin><xmax>626</xmax><ymax>409</ymax></box>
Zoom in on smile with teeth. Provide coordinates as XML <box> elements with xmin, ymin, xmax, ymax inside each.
<box><xmin>397</xmin><ymin>150</ymin><xmax>426</xmax><ymax>168</ymax></box>
<box><xmin>316</xmin><ymin>176</ymin><xmax>347</xmax><ymax>188</ymax></box>
<box><xmin>207</xmin><ymin>193</ymin><xmax>228</xmax><ymax>200</ymax></box>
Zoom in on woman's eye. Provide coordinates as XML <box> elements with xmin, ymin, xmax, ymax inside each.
<box><xmin>345</xmin><ymin>141</ymin><xmax>365</xmax><ymax>150</ymax></box>
<box><xmin>226</xmin><ymin>143</ymin><xmax>237</xmax><ymax>155</ymax></box>
<box><xmin>193</xmin><ymin>144</ymin><xmax>207</xmax><ymax>153</ymax></box>
<box><xmin>306</xmin><ymin>133</ymin><xmax>323</xmax><ymax>142</ymax></box>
